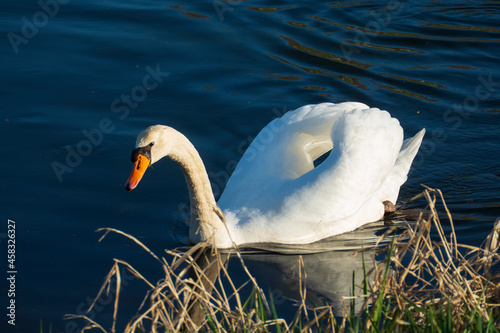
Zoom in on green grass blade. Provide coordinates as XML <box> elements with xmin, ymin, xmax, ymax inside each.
<box><xmin>257</xmin><ymin>291</ymin><xmax>267</xmax><ymax>322</ymax></box>
<box><xmin>206</xmin><ymin>312</ymin><xmax>219</xmax><ymax>333</ymax></box>
<box><xmin>268</xmin><ymin>289</ymin><xmax>283</xmax><ymax>333</ymax></box>
<box><xmin>242</xmin><ymin>288</ymin><xmax>255</xmax><ymax>312</ymax></box>
<box><xmin>371</xmin><ymin>237</ymin><xmax>396</xmax><ymax>329</ymax></box>
<box><xmin>466</xmin><ymin>282</ymin><xmax>487</xmax><ymax>331</ymax></box>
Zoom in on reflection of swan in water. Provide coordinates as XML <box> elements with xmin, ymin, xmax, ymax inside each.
<box><xmin>188</xmin><ymin>217</ymin><xmax>408</xmax><ymax>320</ymax></box>
<box><xmin>243</xmin><ymin>248</ymin><xmax>379</xmax><ymax>315</ymax></box>
<box><xmin>239</xmin><ymin>219</ymin><xmax>405</xmax><ymax>315</ymax></box>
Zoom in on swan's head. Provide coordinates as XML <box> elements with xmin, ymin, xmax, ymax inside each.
<box><xmin>125</xmin><ymin>125</ymin><xmax>175</xmax><ymax>191</ymax></box>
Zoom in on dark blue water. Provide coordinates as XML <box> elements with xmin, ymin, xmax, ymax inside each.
<box><xmin>2</xmin><ymin>0</ymin><xmax>500</xmax><ymax>331</ymax></box>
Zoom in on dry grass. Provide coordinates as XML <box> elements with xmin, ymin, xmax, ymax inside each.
<box><xmin>67</xmin><ymin>187</ymin><xmax>500</xmax><ymax>332</ymax></box>
<box><xmin>357</xmin><ymin>186</ymin><xmax>500</xmax><ymax>331</ymax></box>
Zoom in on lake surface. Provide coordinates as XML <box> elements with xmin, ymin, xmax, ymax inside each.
<box><xmin>2</xmin><ymin>0</ymin><xmax>500</xmax><ymax>331</ymax></box>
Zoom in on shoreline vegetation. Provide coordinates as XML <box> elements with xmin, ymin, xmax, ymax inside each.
<box><xmin>67</xmin><ymin>187</ymin><xmax>500</xmax><ymax>332</ymax></box>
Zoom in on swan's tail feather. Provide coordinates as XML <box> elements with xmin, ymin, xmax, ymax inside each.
<box><xmin>402</xmin><ymin>128</ymin><xmax>426</xmax><ymax>159</ymax></box>
<box><xmin>378</xmin><ymin>128</ymin><xmax>426</xmax><ymax>203</ymax></box>
<box><xmin>396</xmin><ymin>128</ymin><xmax>426</xmax><ymax>181</ymax></box>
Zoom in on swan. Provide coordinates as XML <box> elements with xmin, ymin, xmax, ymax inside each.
<box><xmin>125</xmin><ymin>102</ymin><xmax>425</xmax><ymax>248</ymax></box>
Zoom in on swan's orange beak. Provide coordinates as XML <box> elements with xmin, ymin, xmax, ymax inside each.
<box><xmin>125</xmin><ymin>154</ymin><xmax>150</xmax><ymax>191</ymax></box>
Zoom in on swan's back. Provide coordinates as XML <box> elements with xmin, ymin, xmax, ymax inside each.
<box><xmin>218</xmin><ymin>102</ymin><xmax>424</xmax><ymax>246</ymax></box>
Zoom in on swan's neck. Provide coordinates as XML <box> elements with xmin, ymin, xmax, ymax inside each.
<box><xmin>167</xmin><ymin>132</ymin><xmax>223</xmax><ymax>243</ymax></box>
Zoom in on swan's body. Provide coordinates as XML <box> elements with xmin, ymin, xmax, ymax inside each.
<box><xmin>126</xmin><ymin>102</ymin><xmax>425</xmax><ymax>248</ymax></box>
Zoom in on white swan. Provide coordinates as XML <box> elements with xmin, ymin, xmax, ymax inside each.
<box><xmin>125</xmin><ymin>102</ymin><xmax>425</xmax><ymax>248</ymax></box>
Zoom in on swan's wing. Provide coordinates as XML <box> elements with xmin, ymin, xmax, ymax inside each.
<box><xmin>219</xmin><ymin>103</ymin><xmax>424</xmax><ymax>245</ymax></box>
<box><xmin>218</xmin><ymin>102</ymin><xmax>368</xmax><ymax>211</ymax></box>
<box><xmin>278</xmin><ymin>102</ymin><xmax>370</xmax><ymax>179</ymax></box>
<box><xmin>279</xmin><ymin>107</ymin><xmax>404</xmax><ymax>228</ymax></box>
